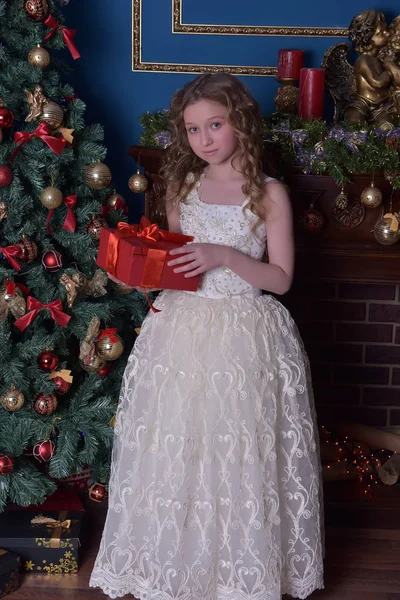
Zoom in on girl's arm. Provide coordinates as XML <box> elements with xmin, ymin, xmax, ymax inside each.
<box><xmin>168</xmin><ymin>181</ymin><xmax>295</xmax><ymax>296</ymax></box>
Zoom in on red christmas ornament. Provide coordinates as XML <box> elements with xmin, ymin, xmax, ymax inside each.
<box><xmin>97</xmin><ymin>364</ymin><xmax>112</xmax><ymax>376</ymax></box>
<box><xmin>42</xmin><ymin>250</ymin><xmax>63</xmax><ymax>272</ymax></box>
<box><xmin>23</xmin><ymin>0</ymin><xmax>49</xmax><ymax>21</ymax></box>
<box><xmin>38</xmin><ymin>350</ymin><xmax>59</xmax><ymax>372</ymax></box>
<box><xmin>33</xmin><ymin>392</ymin><xmax>58</xmax><ymax>415</ymax></box>
<box><xmin>302</xmin><ymin>208</ymin><xmax>325</xmax><ymax>232</ymax></box>
<box><xmin>88</xmin><ymin>482</ymin><xmax>107</xmax><ymax>503</ymax></box>
<box><xmin>0</xmin><ymin>105</ymin><xmax>14</xmax><ymax>129</ymax></box>
<box><xmin>0</xmin><ymin>165</ymin><xmax>13</xmax><ymax>188</ymax></box>
<box><xmin>0</xmin><ymin>454</ymin><xmax>14</xmax><ymax>475</ymax></box>
<box><xmin>33</xmin><ymin>439</ymin><xmax>55</xmax><ymax>462</ymax></box>
<box><xmin>16</xmin><ymin>235</ymin><xmax>38</xmax><ymax>262</ymax></box>
<box><xmin>52</xmin><ymin>375</ymin><xmax>71</xmax><ymax>395</ymax></box>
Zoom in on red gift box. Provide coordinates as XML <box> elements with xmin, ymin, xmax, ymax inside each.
<box><xmin>96</xmin><ymin>217</ymin><xmax>201</xmax><ymax>292</ymax></box>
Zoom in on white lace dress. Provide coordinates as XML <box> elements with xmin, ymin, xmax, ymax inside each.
<box><xmin>89</xmin><ymin>176</ymin><xmax>324</xmax><ymax>600</ymax></box>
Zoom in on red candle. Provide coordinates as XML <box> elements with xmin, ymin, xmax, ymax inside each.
<box><xmin>298</xmin><ymin>68</ymin><xmax>325</xmax><ymax>119</ymax></box>
<box><xmin>277</xmin><ymin>49</ymin><xmax>304</xmax><ymax>80</ymax></box>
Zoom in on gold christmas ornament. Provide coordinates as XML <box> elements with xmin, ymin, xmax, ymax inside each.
<box><xmin>110</xmin><ymin>415</ymin><xmax>116</xmax><ymax>428</ymax></box>
<box><xmin>106</xmin><ymin>191</ymin><xmax>127</xmax><ymax>210</ymax></box>
<box><xmin>28</xmin><ymin>44</ymin><xmax>50</xmax><ymax>68</ymax></box>
<box><xmin>360</xmin><ymin>182</ymin><xmax>383</xmax><ymax>208</ymax></box>
<box><xmin>38</xmin><ymin>100</ymin><xmax>64</xmax><ymax>129</ymax></box>
<box><xmin>1</xmin><ymin>385</ymin><xmax>25</xmax><ymax>411</ymax></box>
<box><xmin>40</xmin><ymin>186</ymin><xmax>63</xmax><ymax>209</ymax></box>
<box><xmin>25</xmin><ymin>85</ymin><xmax>47</xmax><ymax>122</ymax></box>
<box><xmin>79</xmin><ymin>354</ymin><xmax>107</xmax><ymax>373</ymax></box>
<box><xmin>128</xmin><ymin>169</ymin><xmax>148</xmax><ymax>193</ymax></box>
<box><xmin>334</xmin><ymin>189</ymin><xmax>349</xmax><ymax>210</ymax></box>
<box><xmin>83</xmin><ymin>162</ymin><xmax>112</xmax><ymax>190</ymax></box>
<box><xmin>95</xmin><ymin>332</ymin><xmax>124</xmax><ymax>361</ymax></box>
<box><xmin>86</xmin><ymin>214</ymin><xmax>107</xmax><ymax>241</ymax></box>
<box><xmin>60</xmin><ymin>270</ymin><xmax>108</xmax><ymax>308</ymax></box>
<box><xmin>374</xmin><ymin>212</ymin><xmax>400</xmax><ymax>245</ymax></box>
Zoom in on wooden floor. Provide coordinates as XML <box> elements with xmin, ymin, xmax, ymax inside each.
<box><xmin>7</xmin><ymin>512</ymin><xmax>400</xmax><ymax>599</ymax></box>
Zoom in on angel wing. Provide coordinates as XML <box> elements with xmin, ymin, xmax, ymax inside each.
<box><xmin>322</xmin><ymin>43</ymin><xmax>355</xmax><ymax>123</ymax></box>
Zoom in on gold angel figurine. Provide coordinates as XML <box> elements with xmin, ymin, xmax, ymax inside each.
<box><xmin>25</xmin><ymin>84</ymin><xmax>47</xmax><ymax>122</ymax></box>
<box><xmin>323</xmin><ymin>10</ymin><xmax>397</xmax><ymax>127</ymax></box>
<box><xmin>379</xmin><ymin>16</ymin><xmax>400</xmax><ymax>115</ymax></box>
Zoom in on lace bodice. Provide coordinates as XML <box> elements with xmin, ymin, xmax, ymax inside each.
<box><xmin>180</xmin><ymin>174</ymin><xmax>273</xmax><ymax>299</ymax></box>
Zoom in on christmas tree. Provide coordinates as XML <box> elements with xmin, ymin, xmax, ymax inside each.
<box><xmin>0</xmin><ymin>0</ymin><xmax>146</xmax><ymax>510</ymax></box>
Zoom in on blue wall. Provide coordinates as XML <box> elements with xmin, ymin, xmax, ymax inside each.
<box><xmin>63</xmin><ymin>0</ymin><xmax>399</xmax><ymax>220</ymax></box>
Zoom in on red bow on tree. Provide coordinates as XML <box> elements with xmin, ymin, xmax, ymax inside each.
<box><xmin>44</xmin><ymin>15</ymin><xmax>81</xmax><ymax>60</ymax></box>
<box><xmin>46</xmin><ymin>194</ymin><xmax>77</xmax><ymax>234</ymax></box>
<box><xmin>97</xmin><ymin>328</ymin><xmax>119</xmax><ymax>343</ymax></box>
<box><xmin>11</xmin><ymin>123</ymin><xmax>67</xmax><ymax>163</ymax></box>
<box><xmin>14</xmin><ymin>297</ymin><xmax>71</xmax><ymax>331</ymax></box>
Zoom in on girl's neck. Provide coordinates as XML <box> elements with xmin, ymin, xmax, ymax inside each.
<box><xmin>204</xmin><ymin>158</ymin><xmax>244</xmax><ymax>182</ymax></box>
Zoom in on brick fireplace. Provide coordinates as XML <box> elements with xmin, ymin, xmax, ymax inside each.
<box><xmin>282</xmin><ymin>279</ymin><xmax>400</xmax><ymax>429</ymax></box>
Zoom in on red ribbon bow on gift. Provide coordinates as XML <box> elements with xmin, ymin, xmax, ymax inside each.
<box><xmin>11</xmin><ymin>123</ymin><xmax>67</xmax><ymax>164</ymax></box>
<box><xmin>97</xmin><ymin>328</ymin><xmax>119</xmax><ymax>343</ymax></box>
<box><xmin>14</xmin><ymin>297</ymin><xmax>71</xmax><ymax>331</ymax></box>
<box><xmin>0</xmin><ymin>245</ymin><xmax>21</xmax><ymax>271</ymax></box>
<box><xmin>46</xmin><ymin>194</ymin><xmax>77</xmax><ymax>234</ymax></box>
<box><xmin>5</xmin><ymin>280</ymin><xmax>30</xmax><ymax>296</ymax></box>
<box><xmin>44</xmin><ymin>14</ymin><xmax>81</xmax><ymax>60</ymax></box>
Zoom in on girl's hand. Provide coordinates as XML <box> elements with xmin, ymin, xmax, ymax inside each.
<box><xmin>168</xmin><ymin>243</ymin><xmax>229</xmax><ymax>278</ymax></box>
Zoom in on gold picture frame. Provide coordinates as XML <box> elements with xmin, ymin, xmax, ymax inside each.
<box><xmin>132</xmin><ymin>0</ymin><xmax>348</xmax><ymax>75</ymax></box>
<box><xmin>173</xmin><ymin>0</ymin><xmax>348</xmax><ymax>37</ymax></box>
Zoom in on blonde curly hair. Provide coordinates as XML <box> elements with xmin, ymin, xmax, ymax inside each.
<box><xmin>160</xmin><ymin>73</ymin><xmax>266</xmax><ymax>222</ymax></box>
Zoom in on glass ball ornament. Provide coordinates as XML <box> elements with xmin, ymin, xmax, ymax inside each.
<box><xmin>128</xmin><ymin>169</ymin><xmax>148</xmax><ymax>193</ymax></box>
<box><xmin>86</xmin><ymin>214</ymin><xmax>107</xmax><ymax>241</ymax></box>
<box><xmin>302</xmin><ymin>208</ymin><xmax>324</xmax><ymax>232</ymax></box>
<box><xmin>97</xmin><ymin>364</ymin><xmax>113</xmax><ymax>376</ymax></box>
<box><xmin>38</xmin><ymin>101</ymin><xmax>64</xmax><ymax>129</ymax></box>
<box><xmin>83</xmin><ymin>162</ymin><xmax>112</xmax><ymax>190</ymax></box>
<box><xmin>33</xmin><ymin>392</ymin><xmax>58</xmax><ymax>416</ymax></box>
<box><xmin>1</xmin><ymin>385</ymin><xmax>25</xmax><ymax>411</ymax></box>
<box><xmin>88</xmin><ymin>482</ymin><xmax>107</xmax><ymax>502</ymax></box>
<box><xmin>38</xmin><ymin>350</ymin><xmax>59</xmax><ymax>372</ymax></box>
<box><xmin>96</xmin><ymin>332</ymin><xmax>124</xmax><ymax>361</ymax></box>
<box><xmin>106</xmin><ymin>191</ymin><xmax>127</xmax><ymax>211</ymax></box>
<box><xmin>0</xmin><ymin>103</ymin><xmax>14</xmax><ymax>128</ymax></box>
<box><xmin>360</xmin><ymin>182</ymin><xmax>383</xmax><ymax>208</ymax></box>
<box><xmin>0</xmin><ymin>165</ymin><xmax>13</xmax><ymax>188</ymax></box>
<box><xmin>42</xmin><ymin>249</ymin><xmax>63</xmax><ymax>272</ymax></box>
<box><xmin>40</xmin><ymin>186</ymin><xmax>63</xmax><ymax>209</ymax></box>
<box><xmin>23</xmin><ymin>0</ymin><xmax>49</xmax><ymax>21</ymax></box>
<box><xmin>33</xmin><ymin>439</ymin><xmax>55</xmax><ymax>462</ymax></box>
<box><xmin>0</xmin><ymin>454</ymin><xmax>14</xmax><ymax>475</ymax></box>
<box><xmin>79</xmin><ymin>353</ymin><xmax>107</xmax><ymax>373</ymax></box>
<box><xmin>16</xmin><ymin>235</ymin><xmax>37</xmax><ymax>262</ymax></box>
<box><xmin>28</xmin><ymin>44</ymin><xmax>50</xmax><ymax>68</ymax></box>
<box><xmin>373</xmin><ymin>214</ymin><xmax>400</xmax><ymax>245</ymax></box>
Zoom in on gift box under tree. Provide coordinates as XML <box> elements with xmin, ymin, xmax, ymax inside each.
<box><xmin>0</xmin><ymin>549</ymin><xmax>20</xmax><ymax>598</ymax></box>
<box><xmin>0</xmin><ymin>488</ymin><xmax>84</xmax><ymax>574</ymax></box>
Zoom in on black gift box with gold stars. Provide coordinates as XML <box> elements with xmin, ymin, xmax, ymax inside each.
<box><xmin>0</xmin><ymin>508</ymin><xmax>84</xmax><ymax>574</ymax></box>
<box><xmin>0</xmin><ymin>549</ymin><xmax>20</xmax><ymax>597</ymax></box>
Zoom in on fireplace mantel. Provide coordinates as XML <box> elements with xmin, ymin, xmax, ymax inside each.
<box><xmin>127</xmin><ymin>145</ymin><xmax>400</xmax><ymax>282</ymax></box>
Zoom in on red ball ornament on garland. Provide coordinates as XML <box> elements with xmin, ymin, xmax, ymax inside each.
<box><xmin>38</xmin><ymin>350</ymin><xmax>59</xmax><ymax>372</ymax></box>
<box><xmin>0</xmin><ymin>165</ymin><xmax>13</xmax><ymax>188</ymax></box>
<box><xmin>33</xmin><ymin>392</ymin><xmax>58</xmax><ymax>416</ymax></box>
<box><xmin>42</xmin><ymin>250</ymin><xmax>63</xmax><ymax>272</ymax></box>
<box><xmin>0</xmin><ymin>104</ymin><xmax>14</xmax><ymax>129</ymax></box>
<box><xmin>52</xmin><ymin>375</ymin><xmax>71</xmax><ymax>395</ymax></box>
<box><xmin>0</xmin><ymin>454</ymin><xmax>14</xmax><ymax>475</ymax></box>
<box><xmin>33</xmin><ymin>439</ymin><xmax>55</xmax><ymax>462</ymax></box>
<box><xmin>88</xmin><ymin>482</ymin><xmax>107</xmax><ymax>502</ymax></box>
<box><xmin>302</xmin><ymin>208</ymin><xmax>325</xmax><ymax>233</ymax></box>
<box><xmin>97</xmin><ymin>364</ymin><xmax>112</xmax><ymax>376</ymax></box>
<box><xmin>23</xmin><ymin>0</ymin><xmax>49</xmax><ymax>21</ymax></box>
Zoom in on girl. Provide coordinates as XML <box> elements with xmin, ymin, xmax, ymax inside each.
<box><xmin>90</xmin><ymin>73</ymin><xmax>324</xmax><ymax>600</ymax></box>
